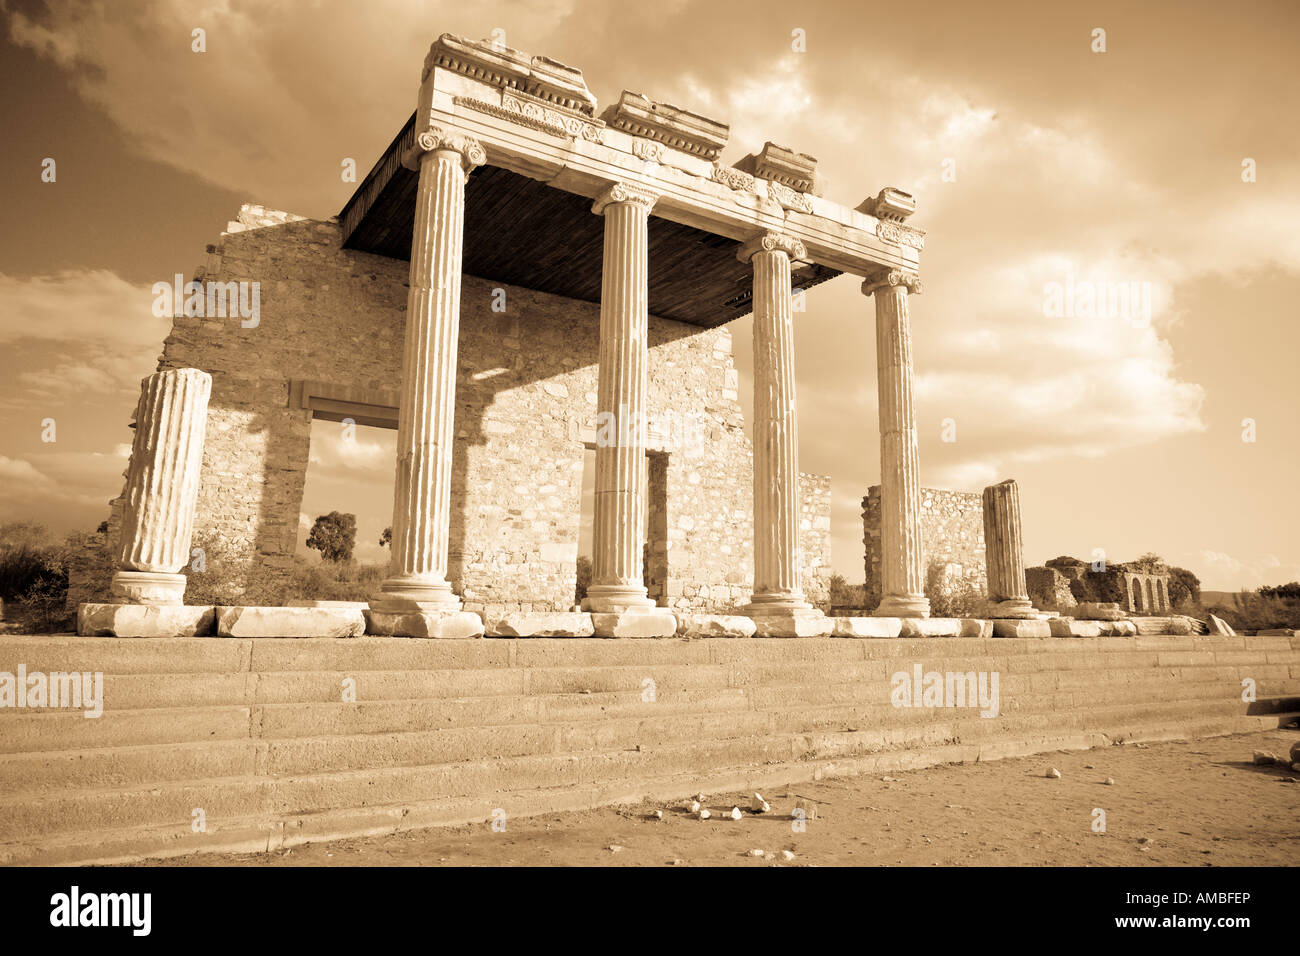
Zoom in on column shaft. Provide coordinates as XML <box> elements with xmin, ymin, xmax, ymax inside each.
<box><xmin>982</xmin><ymin>478</ymin><xmax>1033</xmax><ymax>615</ymax></box>
<box><xmin>747</xmin><ymin>244</ymin><xmax>808</xmax><ymax>611</ymax></box>
<box><xmin>585</xmin><ymin>184</ymin><xmax>658</xmax><ymax>612</ymax></box>
<box><xmin>113</xmin><ymin>368</ymin><xmax>212</xmax><ymax>604</ymax></box>
<box><xmin>865</xmin><ymin>272</ymin><xmax>929</xmax><ymax>618</ymax></box>
<box><xmin>376</xmin><ymin>131</ymin><xmax>482</xmax><ymax>612</ymax></box>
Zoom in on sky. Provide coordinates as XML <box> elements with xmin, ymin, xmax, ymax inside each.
<box><xmin>1</xmin><ymin>0</ymin><xmax>1298</xmax><ymax>589</ymax></box>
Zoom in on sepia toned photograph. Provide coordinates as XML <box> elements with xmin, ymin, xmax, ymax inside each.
<box><xmin>0</xmin><ymin>0</ymin><xmax>1295</xmax><ymax>938</ymax></box>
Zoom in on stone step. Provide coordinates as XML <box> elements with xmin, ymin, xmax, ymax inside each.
<box><xmin>0</xmin><ymin>700</ymin><xmax>1280</xmax><ymax>853</ymax></box>
<box><xmin>0</xmin><ymin>692</ymin><xmax>1251</xmax><ymax>802</ymax></box>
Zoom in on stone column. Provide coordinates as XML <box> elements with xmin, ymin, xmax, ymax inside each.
<box><xmin>982</xmin><ymin>478</ymin><xmax>1035</xmax><ymax>617</ymax></box>
<box><xmin>112</xmin><ymin>368</ymin><xmax>212</xmax><ymax>604</ymax></box>
<box><xmin>740</xmin><ymin>233</ymin><xmax>815</xmax><ymax>622</ymax></box>
<box><xmin>582</xmin><ymin>182</ymin><xmax>676</xmax><ymax>637</ymax></box>
<box><xmin>369</xmin><ymin>127</ymin><xmax>486</xmax><ymax>638</ymax></box>
<box><xmin>863</xmin><ymin>270</ymin><xmax>929</xmax><ymax>618</ymax></box>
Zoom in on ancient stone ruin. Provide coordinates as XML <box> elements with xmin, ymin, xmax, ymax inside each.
<box><xmin>70</xmin><ymin>32</ymin><xmax>928</xmax><ymax>639</ymax></box>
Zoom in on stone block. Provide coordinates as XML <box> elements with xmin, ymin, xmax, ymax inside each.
<box><xmin>1258</xmin><ymin>628</ymin><xmax>1300</xmax><ymax>637</ymax></box>
<box><xmin>1048</xmin><ymin>618</ymin><xmax>1101</xmax><ymax>638</ymax></box>
<box><xmin>1111</xmin><ymin>621</ymin><xmax>1136</xmax><ymax>637</ymax></box>
<box><xmin>959</xmin><ymin>619</ymin><xmax>993</xmax><ymax>638</ymax></box>
<box><xmin>1074</xmin><ymin>602</ymin><xmax>1125</xmax><ymax>621</ymax></box>
<box><xmin>364</xmin><ymin>610</ymin><xmax>485</xmax><ymax>639</ymax></box>
<box><xmin>899</xmin><ymin>618</ymin><xmax>962</xmax><ymax>638</ymax></box>
<box><xmin>217</xmin><ymin>606</ymin><xmax>366</xmax><ymax>638</ymax></box>
<box><xmin>831</xmin><ymin>617</ymin><xmax>902</xmax><ymax>638</ymax></box>
<box><xmin>992</xmin><ymin>619</ymin><xmax>1052</xmax><ymax>638</ymax></box>
<box><xmin>1207</xmin><ymin>613</ymin><xmax>1236</xmax><ymax>636</ymax></box>
<box><xmin>678</xmin><ymin>614</ymin><xmax>757</xmax><ymax>638</ymax></box>
<box><xmin>77</xmin><ymin>603</ymin><xmax>215</xmax><ymax>638</ymax></box>
<box><xmin>287</xmin><ymin>600</ymin><xmax>370</xmax><ymax>608</ymax></box>
<box><xmin>589</xmin><ymin>608</ymin><xmax>679</xmax><ymax>638</ymax></box>
<box><xmin>752</xmin><ymin>612</ymin><xmax>835</xmax><ymax>638</ymax></box>
<box><xmin>485</xmin><ymin>612</ymin><xmax>594</xmax><ymax>638</ymax></box>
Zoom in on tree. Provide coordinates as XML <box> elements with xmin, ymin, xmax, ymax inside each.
<box><xmin>379</xmin><ymin>526</ymin><xmax>392</xmax><ymax>549</ymax></box>
<box><xmin>306</xmin><ymin>512</ymin><xmax>356</xmax><ymax>563</ymax></box>
<box><xmin>1167</xmin><ymin>566</ymin><xmax>1202</xmax><ymax>607</ymax></box>
<box><xmin>1260</xmin><ymin>581</ymin><xmax>1300</xmax><ymax>600</ymax></box>
<box><xmin>1131</xmin><ymin>552</ymin><xmax>1167</xmax><ymax>573</ymax></box>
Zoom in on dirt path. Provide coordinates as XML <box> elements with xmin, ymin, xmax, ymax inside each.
<box><xmin>148</xmin><ymin>729</ymin><xmax>1298</xmax><ymax>867</ymax></box>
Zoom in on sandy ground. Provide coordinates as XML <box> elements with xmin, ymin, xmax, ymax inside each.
<box><xmin>147</xmin><ymin>729</ymin><xmax>1298</xmax><ymax>867</ymax></box>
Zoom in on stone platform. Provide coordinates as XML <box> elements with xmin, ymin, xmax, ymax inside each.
<box><xmin>1</xmin><ymin>631</ymin><xmax>1296</xmax><ymax>865</ymax></box>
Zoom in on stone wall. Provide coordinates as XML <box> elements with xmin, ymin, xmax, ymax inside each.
<box><xmin>67</xmin><ymin>204</ymin><xmax>831</xmax><ymax>616</ymax></box>
<box><xmin>862</xmin><ymin>485</ymin><xmax>986</xmax><ymax>609</ymax></box>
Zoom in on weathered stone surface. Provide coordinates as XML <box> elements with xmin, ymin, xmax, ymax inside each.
<box><xmin>1112</xmin><ymin>621</ymin><xmax>1137</xmax><ymax>637</ymax></box>
<box><xmin>373</xmin><ymin>131</ymin><xmax>482</xmax><ymax>614</ymax></box>
<box><xmin>287</xmin><ymin>600</ymin><xmax>369</xmax><ymax>608</ymax></box>
<box><xmin>66</xmin><ymin>206</ymin><xmax>833</xmax><ymax>617</ymax></box>
<box><xmin>1074</xmin><ymin>602</ymin><xmax>1125</xmax><ymax>621</ymax></box>
<box><xmin>600</xmin><ymin>90</ymin><xmax>729</xmax><ymax>160</ymax></box>
<box><xmin>583</xmin><ymin>183</ymin><xmax>661</xmax><ymax>616</ymax></box>
<box><xmin>117</xmin><ymin>369</ymin><xmax>212</xmax><ymax>580</ymax></box>
<box><xmin>863</xmin><ymin>270</ymin><xmax>928</xmax><ymax>619</ymax></box>
<box><xmin>1048</xmin><ymin>618</ymin><xmax>1101</xmax><ymax>638</ymax></box>
<box><xmin>743</xmin><ymin>233</ymin><xmax>813</xmax><ymax>619</ymax></box>
<box><xmin>1207</xmin><ymin>613</ymin><xmax>1236</xmax><ymax>636</ymax></box>
<box><xmin>992</xmin><ymin>619</ymin><xmax>1052</xmax><ymax>638</ymax></box>
<box><xmin>1026</xmin><ymin>566</ymin><xmax>1077</xmax><ymax>611</ymax></box>
<box><xmin>78</xmin><ymin>603</ymin><xmax>215</xmax><ymax>638</ymax></box>
<box><xmin>1258</xmin><ymin>628</ymin><xmax>1300</xmax><ymax>636</ymax></box>
<box><xmin>485</xmin><ymin>612</ymin><xmax>594</xmax><ymax>637</ymax></box>
<box><xmin>364</xmin><ymin>609</ymin><xmax>484</xmax><ymax>639</ymax></box>
<box><xmin>110</xmin><ymin>571</ymin><xmax>187</xmax><ymax>606</ymax></box>
<box><xmin>752</xmin><ymin>612</ymin><xmax>835</xmax><ymax>638</ymax></box>
<box><xmin>899</xmin><ymin>618</ymin><xmax>962</xmax><ymax>638</ymax></box>
<box><xmin>831</xmin><ymin>617</ymin><xmax>902</xmax><ymax>638</ymax></box>
<box><xmin>678</xmin><ymin>614</ymin><xmax>757</xmax><ymax>638</ymax></box>
<box><xmin>218</xmin><ymin>606</ymin><xmax>366</xmax><ymax>638</ymax></box>
<box><xmin>863</xmin><ymin>486</ymin><xmax>986</xmax><ymax>611</ymax></box>
<box><xmin>982</xmin><ymin>479</ymin><xmax>1033</xmax><ymax>615</ymax></box>
<box><xmin>589</xmin><ymin>608</ymin><xmax>678</xmax><ymax>638</ymax></box>
<box><xmin>959</xmin><ymin>619</ymin><xmax>993</xmax><ymax>638</ymax></box>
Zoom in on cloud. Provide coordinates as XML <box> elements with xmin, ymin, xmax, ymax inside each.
<box><xmin>0</xmin><ymin>271</ymin><xmax>166</xmax><ymax>412</ymax></box>
<box><xmin>1195</xmin><ymin>550</ymin><xmax>1300</xmax><ymax>592</ymax></box>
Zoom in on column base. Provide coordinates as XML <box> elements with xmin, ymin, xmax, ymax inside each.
<box><xmin>370</xmin><ymin>575</ymin><xmax>461</xmax><ymax>614</ymax></box>
<box><xmin>364</xmin><ymin>608</ymin><xmax>485</xmax><ymax>639</ymax></box>
<box><xmin>743</xmin><ymin>591</ymin><xmax>813</xmax><ymax>616</ymax></box>
<box><xmin>582</xmin><ymin>584</ymin><xmax>656</xmax><ymax>614</ymax></box>
<box><xmin>988</xmin><ymin>598</ymin><xmax>1049</xmax><ymax>620</ymax></box>
<box><xmin>111</xmin><ymin>571</ymin><xmax>186</xmax><ymax>606</ymax></box>
<box><xmin>874</xmin><ymin>594</ymin><xmax>931</xmax><ymax>619</ymax></box>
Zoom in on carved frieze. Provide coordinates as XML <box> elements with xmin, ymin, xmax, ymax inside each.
<box><xmin>876</xmin><ymin>220</ymin><xmax>926</xmax><ymax>250</ymax></box>
<box><xmin>711</xmin><ymin>164</ymin><xmax>756</xmax><ymax>192</ymax></box>
<box><xmin>766</xmin><ymin>180</ymin><xmax>813</xmax><ymax>214</ymax></box>
<box><xmin>454</xmin><ymin>92</ymin><xmax>605</xmax><ymax>144</ymax></box>
<box><xmin>600</xmin><ymin>91</ymin><xmax>729</xmax><ymax>160</ymax></box>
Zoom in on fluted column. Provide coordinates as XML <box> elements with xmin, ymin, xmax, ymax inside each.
<box><xmin>741</xmin><ymin>233</ymin><xmax>812</xmax><ymax>616</ymax></box>
<box><xmin>982</xmin><ymin>478</ymin><xmax>1034</xmax><ymax>616</ymax></box>
<box><xmin>112</xmin><ymin>367</ymin><xmax>212</xmax><ymax>605</ymax></box>
<box><xmin>863</xmin><ymin>270</ymin><xmax>929</xmax><ymax>618</ymax></box>
<box><xmin>583</xmin><ymin>182</ymin><xmax>660</xmax><ymax>613</ymax></box>
<box><xmin>373</xmin><ymin>127</ymin><xmax>485</xmax><ymax>614</ymax></box>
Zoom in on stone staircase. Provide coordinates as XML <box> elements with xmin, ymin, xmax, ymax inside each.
<box><xmin>1</xmin><ymin>633</ymin><xmax>1296</xmax><ymax>865</ymax></box>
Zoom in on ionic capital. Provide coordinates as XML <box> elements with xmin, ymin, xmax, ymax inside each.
<box><xmin>861</xmin><ymin>269</ymin><xmax>922</xmax><ymax>297</ymax></box>
<box><xmin>403</xmin><ymin>125</ymin><xmax>487</xmax><ymax>173</ymax></box>
<box><xmin>591</xmin><ymin>181</ymin><xmax>660</xmax><ymax>216</ymax></box>
<box><xmin>736</xmin><ymin>232</ymin><xmax>806</xmax><ymax>264</ymax></box>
